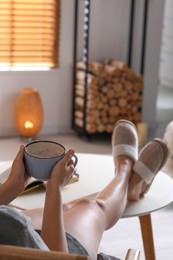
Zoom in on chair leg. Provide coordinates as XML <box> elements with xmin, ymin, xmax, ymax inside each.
<box><xmin>139</xmin><ymin>214</ymin><xmax>155</xmax><ymax>260</ymax></box>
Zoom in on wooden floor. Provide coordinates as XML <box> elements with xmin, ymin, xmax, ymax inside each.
<box><xmin>0</xmin><ymin>130</ymin><xmax>173</xmax><ymax>260</ymax></box>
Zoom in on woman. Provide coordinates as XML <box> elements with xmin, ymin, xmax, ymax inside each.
<box><xmin>0</xmin><ymin>120</ymin><xmax>168</xmax><ymax>260</ymax></box>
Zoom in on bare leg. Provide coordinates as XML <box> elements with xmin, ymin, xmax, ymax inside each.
<box><xmin>23</xmin><ymin>194</ymin><xmax>99</xmax><ymax>229</ymax></box>
<box><xmin>23</xmin><ymin>208</ymin><xmax>44</xmax><ymax>230</ymax></box>
<box><xmin>63</xmin><ymin>155</ymin><xmax>133</xmax><ymax>260</ymax></box>
<box><xmin>23</xmin><ymin>120</ymin><xmax>138</xmax><ymax>259</ymax></box>
<box><xmin>23</xmin><ymin>155</ymin><xmax>133</xmax><ymax>259</ymax></box>
<box><xmin>23</xmin><ymin>194</ymin><xmax>98</xmax><ymax>229</ymax></box>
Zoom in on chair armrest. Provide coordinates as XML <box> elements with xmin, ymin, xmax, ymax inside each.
<box><xmin>0</xmin><ymin>245</ymin><xmax>88</xmax><ymax>260</ymax></box>
<box><xmin>125</xmin><ymin>249</ymin><xmax>140</xmax><ymax>260</ymax></box>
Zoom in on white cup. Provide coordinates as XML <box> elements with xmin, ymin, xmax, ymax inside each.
<box><xmin>24</xmin><ymin>141</ymin><xmax>78</xmax><ymax>180</ymax></box>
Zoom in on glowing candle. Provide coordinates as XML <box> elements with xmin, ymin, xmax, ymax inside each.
<box><xmin>14</xmin><ymin>88</ymin><xmax>44</xmax><ymax>138</ymax></box>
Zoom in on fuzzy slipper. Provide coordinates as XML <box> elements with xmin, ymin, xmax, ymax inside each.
<box><xmin>112</xmin><ymin>119</ymin><xmax>138</xmax><ymax>164</ymax></box>
<box><xmin>128</xmin><ymin>138</ymin><xmax>169</xmax><ymax>201</ymax></box>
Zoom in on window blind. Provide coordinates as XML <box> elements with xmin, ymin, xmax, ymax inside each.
<box><xmin>0</xmin><ymin>0</ymin><xmax>60</xmax><ymax>70</ymax></box>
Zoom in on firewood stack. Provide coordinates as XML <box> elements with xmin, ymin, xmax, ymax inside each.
<box><xmin>73</xmin><ymin>60</ymin><xmax>143</xmax><ymax>134</ymax></box>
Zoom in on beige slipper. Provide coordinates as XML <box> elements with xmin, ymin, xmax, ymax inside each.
<box><xmin>128</xmin><ymin>138</ymin><xmax>169</xmax><ymax>201</ymax></box>
<box><xmin>112</xmin><ymin>119</ymin><xmax>138</xmax><ymax>165</ymax></box>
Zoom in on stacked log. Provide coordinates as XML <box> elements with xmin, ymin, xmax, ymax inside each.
<box><xmin>74</xmin><ymin>60</ymin><xmax>143</xmax><ymax>134</ymax></box>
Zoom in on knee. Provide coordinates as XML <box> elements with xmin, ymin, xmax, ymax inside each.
<box><xmin>75</xmin><ymin>198</ymin><xmax>109</xmax><ymax>228</ymax></box>
<box><xmin>78</xmin><ymin>197</ymin><xmax>106</xmax><ymax>212</ymax></box>
<box><xmin>95</xmin><ymin>198</ymin><xmax>106</xmax><ymax>212</ymax></box>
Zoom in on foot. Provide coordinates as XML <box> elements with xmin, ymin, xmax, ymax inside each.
<box><xmin>112</xmin><ymin>119</ymin><xmax>138</xmax><ymax>166</ymax></box>
<box><xmin>128</xmin><ymin>138</ymin><xmax>169</xmax><ymax>201</ymax></box>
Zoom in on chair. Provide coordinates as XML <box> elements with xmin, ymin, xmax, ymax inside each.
<box><xmin>0</xmin><ymin>245</ymin><xmax>140</xmax><ymax>260</ymax></box>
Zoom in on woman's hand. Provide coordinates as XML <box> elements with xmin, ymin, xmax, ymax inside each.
<box><xmin>0</xmin><ymin>145</ymin><xmax>30</xmax><ymax>204</ymax></box>
<box><xmin>47</xmin><ymin>149</ymin><xmax>75</xmax><ymax>189</ymax></box>
<box><xmin>7</xmin><ymin>145</ymin><xmax>30</xmax><ymax>193</ymax></box>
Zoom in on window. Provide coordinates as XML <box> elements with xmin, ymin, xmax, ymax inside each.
<box><xmin>0</xmin><ymin>0</ymin><xmax>60</xmax><ymax>71</ymax></box>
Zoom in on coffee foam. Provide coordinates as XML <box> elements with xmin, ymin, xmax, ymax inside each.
<box><xmin>26</xmin><ymin>142</ymin><xmax>65</xmax><ymax>158</ymax></box>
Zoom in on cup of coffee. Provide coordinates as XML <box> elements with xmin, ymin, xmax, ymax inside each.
<box><xmin>24</xmin><ymin>140</ymin><xmax>78</xmax><ymax>180</ymax></box>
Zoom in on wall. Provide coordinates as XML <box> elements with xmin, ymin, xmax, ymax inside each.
<box><xmin>0</xmin><ymin>0</ymin><xmax>75</xmax><ymax>137</ymax></box>
<box><xmin>159</xmin><ymin>0</ymin><xmax>173</xmax><ymax>89</ymax></box>
<box><xmin>140</xmin><ymin>0</ymin><xmax>165</xmax><ymax>128</ymax></box>
<box><xmin>0</xmin><ymin>0</ymin><xmax>165</xmax><ymax>137</ymax></box>
<box><xmin>0</xmin><ymin>0</ymin><xmax>131</xmax><ymax>137</ymax></box>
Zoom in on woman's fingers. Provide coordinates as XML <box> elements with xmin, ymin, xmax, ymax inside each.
<box><xmin>59</xmin><ymin>149</ymin><xmax>75</xmax><ymax>166</ymax></box>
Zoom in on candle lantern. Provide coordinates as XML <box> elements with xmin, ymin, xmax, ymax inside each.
<box><xmin>14</xmin><ymin>88</ymin><xmax>44</xmax><ymax>138</ymax></box>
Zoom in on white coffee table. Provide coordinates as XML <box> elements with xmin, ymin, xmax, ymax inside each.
<box><xmin>1</xmin><ymin>153</ymin><xmax>173</xmax><ymax>260</ymax></box>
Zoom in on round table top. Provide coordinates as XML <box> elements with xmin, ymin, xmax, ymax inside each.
<box><xmin>1</xmin><ymin>153</ymin><xmax>173</xmax><ymax>218</ymax></box>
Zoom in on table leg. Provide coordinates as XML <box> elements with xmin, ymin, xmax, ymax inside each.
<box><xmin>139</xmin><ymin>214</ymin><xmax>155</xmax><ymax>260</ymax></box>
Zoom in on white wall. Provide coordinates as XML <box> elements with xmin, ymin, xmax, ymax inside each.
<box><xmin>0</xmin><ymin>0</ymin><xmax>165</xmax><ymax>137</ymax></box>
<box><xmin>0</xmin><ymin>0</ymin><xmax>75</xmax><ymax>137</ymax></box>
<box><xmin>0</xmin><ymin>0</ymin><xmax>131</xmax><ymax>137</ymax></box>
<box><xmin>141</xmin><ymin>0</ymin><xmax>165</xmax><ymax>128</ymax></box>
<box><xmin>159</xmin><ymin>0</ymin><xmax>173</xmax><ymax>89</ymax></box>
